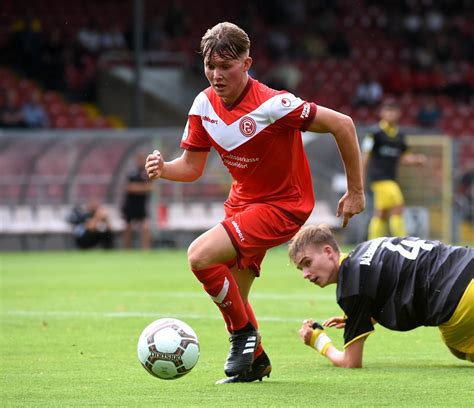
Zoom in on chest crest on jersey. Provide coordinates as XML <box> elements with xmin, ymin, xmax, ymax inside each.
<box><xmin>239</xmin><ymin>116</ymin><xmax>257</xmax><ymax>137</ymax></box>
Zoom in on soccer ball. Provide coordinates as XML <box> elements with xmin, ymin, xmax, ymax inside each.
<box><xmin>137</xmin><ymin>318</ymin><xmax>200</xmax><ymax>380</ymax></box>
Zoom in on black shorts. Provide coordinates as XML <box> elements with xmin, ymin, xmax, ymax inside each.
<box><xmin>122</xmin><ymin>203</ymin><xmax>148</xmax><ymax>222</ymax></box>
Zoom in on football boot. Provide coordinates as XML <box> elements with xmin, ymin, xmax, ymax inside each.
<box><xmin>223</xmin><ymin>325</ymin><xmax>259</xmax><ymax>377</ymax></box>
<box><xmin>217</xmin><ymin>351</ymin><xmax>272</xmax><ymax>384</ymax></box>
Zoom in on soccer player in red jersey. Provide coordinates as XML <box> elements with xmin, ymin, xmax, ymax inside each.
<box><xmin>145</xmin><ymin>22</ymin><xmax>366</xmax><ymax>383</ymax></box>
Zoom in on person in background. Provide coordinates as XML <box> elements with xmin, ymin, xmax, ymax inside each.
<box><xmin>289</xmin><ymin>225</ymin><xmax>473</xmax><ymax>367</ymax></box>
<box><xmin>22</xmin><ymin>90</ymin><xmax>49</xmax><ymax>128</ymax></box>
<box><xmin>121</xmin><ymin>152</ymin><xmax>153</xmax><ymax>249</ymax></box>
<box><xmin>0</xmin><ymin>89</ymin><xmax>25</xmax><ymax>128</ymax></box>
<box><xmin>362</xmin><ymin>100</ymin><xmax>426</xmax><ymax>239</ymax></box>
<box><xmin>416</xmin><ymin>95</ymin><xmax>442</xmax><ymax>128</ymax></box>
<box><xmin>67</xmin><ymin>198</ymin><xmax>114</xmax><ymax>249</ymax></box>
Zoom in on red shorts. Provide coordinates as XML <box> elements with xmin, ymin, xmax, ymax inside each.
<box><xmin>221</xmin><ymin>203</ymin><xmax>304</xmax><ymax>276</ymax></box>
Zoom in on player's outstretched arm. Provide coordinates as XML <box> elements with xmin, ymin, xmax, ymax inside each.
<box><xmin>306</xmin><ymin>106</ymin><xmax>365</xmax><ymax>227</ymax></box>
<box><xmin>400</xmin><ymin>152</ymin><xmax>427</xmax><ymax>166</ymax></box>
<box><xmin>299</xmin><ymin>320</ymin><xmax>364</xmax><ymax>368</ymax></box>
<box><xmin>145</xmin><ymin>149</ymin><xmax>209</xmax><ymax>182</ymax></box>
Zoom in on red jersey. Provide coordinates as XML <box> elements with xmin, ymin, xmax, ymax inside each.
<box><xmin>180</xmin><ymin>77</ymin><xmax>317</xmax><ymax>224</ymax></box>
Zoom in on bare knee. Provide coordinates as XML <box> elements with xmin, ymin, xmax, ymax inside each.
<box><xmin>187</xmin><ymin>240</ymin><xmax>207</xmax><ymax>270</ymax></box>
<box><xmin>392</xmin><ymin>205</ymin><xmax>404</xmax><ymax>215</ymax></box>
<box><xmin>375</xmin><ymin>209</ymin><xmax>389</xmax><ymax>220</ymax></box>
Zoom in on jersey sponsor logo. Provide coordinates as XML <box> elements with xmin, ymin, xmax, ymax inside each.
<box><xmin>379</xmin><ymin>145</ymin><xmax>401</xmax><ymax>157</ymax></box>
<box><xmin>202</xmin><ymin>115</ymin><xmax>218</xmax><ymax>125</ymax></box>
<box><xmin>281</xmin><ymin>97</ymin><xmax>291</xmax><ymax>107</ymax></box>
<box><xmin>239</xmin><ymin>116</ymin><xmax>257</xmax><ymax>137</ymax></box>
<box><xmin>300</xmin><ymin>102</ymin><xmax>310</xmax><ymax>119</ymax></box>
<box><xmin>231</xmin><ymin>220</ymin><xmax>245</xmax><ymax>242</ymax></box>
<box><xmin>222</xmin><ymin>154</ymin><xmax>260</xmax><ymax>169</ymax></box>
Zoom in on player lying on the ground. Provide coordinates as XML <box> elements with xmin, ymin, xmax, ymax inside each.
<box><xmin>288</xmin><ymin>225</ymin><xmax>474</xmax><ymax>367</ymax></box>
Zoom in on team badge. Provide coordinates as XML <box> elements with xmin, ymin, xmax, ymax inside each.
<box><xmin>239</xmin><ymin>116</ymin><xmax>257</xmax><ymax>137</ymax></box>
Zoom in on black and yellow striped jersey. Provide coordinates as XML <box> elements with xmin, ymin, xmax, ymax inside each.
<box><xmin>362</xmin><ymin>121</ymin><xmax>408</xmax><ymax>182</ymax></box>
<box><xmin>337</xmin><ymin>237</ymin><xmax>474</xmax><ymax>346</ymax></box>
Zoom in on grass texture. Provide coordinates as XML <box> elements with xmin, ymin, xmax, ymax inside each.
<box><xmin>1</xmin><ymin>248</ymin><xmax>473</xmax><ymax>407</ymax></box>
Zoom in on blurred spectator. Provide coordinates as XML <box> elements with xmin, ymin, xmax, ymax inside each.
<box><xmin>0</xmin><ymin>89</ymin><xmax>25</xmax><ymax>128</ymax></box>
<box><xmin>40</xmin><ymin>29</ymin><xmax>65</xmax><ymax>91</ymax></box>
<box><xmin>163</xmin><ymin>0</ymin><xmax>187</xmax><ymax>39</ymax></box>
<box><xmin>121</xmin><ymin>153</ymin><xmax>153</xmax><ymax>249</ymax></box>
<box><xmin>12</xmin><ymin>17</ymin><xmax>43</xmax><ymax>79</ymax></box>
<box><xmin>327</xmin><ymin>31</ymin><xmax>350</xmax><ymax>58</ymax></box>
<box><xmin>21</xmin><ymin>90</ymin><xmax>49</xmax><ymax>128</ymax></box>
<box><xmin>416</xmin><ymin>96</ymin><xmax>442</xmax><ymax>128</ymax></box>
<box><xmin>458</xmin><ymin>163</ymin><xmax>474</xmax><ymax>225</ymax></box>
<box><xmin>303</xmin><ymin>33</ymin><xmax>327</xmax><ymax>59</ymax></box>
<box><xmin>100</xmin><ymin>23</ymin><xmax>127</xmax><ymax>52</ymax></box>
<box><xmin>266</xmin><ymin>29</ymin><xmax>291</xmax><ymax>59</ymax></box>
<box><xmin>147</xmin><ymin>14</ymin><xmax>168</xmax><ymax>51</ymax></box>
<box><xmin>353</xmin><ymin>74</ymin><xmax>383</xmax><ymax>106</ymax></box>
<box><xmin>425</xmin><ymin>8</ymin><xmax>444</xmax><ymax>32</ymax></box>
<box><xmin>67</xmin><ymin>199</ymin><xmax>114</xmax><ymax>249</ymax></box>
<box><xmin>384</xmin><ymin>66</ymin><xmax>413</xmax><ymax>95</ymax></box>
<box><xmin>264</xmin><ymin>57</ymin><xmax>302</xmax><ymax>92</ymax></box>
<box><xmin>77</xmin><ymin>20</ymin><xmax>101</xmax><ymax>55</ymax></box>
<box><xmin>64</xmin><ymin>45</ymin><xmax>97</xmax><ymax>102</ymax></box>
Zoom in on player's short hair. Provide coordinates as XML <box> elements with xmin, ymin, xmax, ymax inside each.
<box><xmin>381</xmin><ymin>99</ymin><xmax>400</xmax><ymax>110</ymax></box>
<box><xmin>200</xmin><ymin>22</ymin><xmax>250</xmax><ymax>62</ymax></box>
<box><xmin>288</xmin><ymin>224</ymin><xmax>341</xmax><ymax>264</ymax></box>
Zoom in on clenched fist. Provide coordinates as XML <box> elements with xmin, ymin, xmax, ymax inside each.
<box><xmin>145</xmin><ymin>150</ymin><xmax>164</xmax><ymax>180</ymax></box>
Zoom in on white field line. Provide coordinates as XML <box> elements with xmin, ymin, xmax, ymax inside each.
<box><xmin>3</xmin><ymin>310</ymin><xmax>306</xmax><ymax>323</ymax></box>
<box><xmin>2</xmin><ymin>291</ymin><xmax>335</xmax><ymax>322</ymax></box>
<box><xmin>100</xmin><ymin>291</ymin><xmax>336</xmax><ymax>301</ymax></box>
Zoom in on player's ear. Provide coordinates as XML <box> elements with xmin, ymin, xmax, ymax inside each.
<box><xmin>323</xmin><ymin>245</ymin><xmax>333</xmax><ymax>257</ymax></box>
<box><xmin>243</xmin><ymin>56</ymin><xmax>252</xmax><ymax>72</ymax></box>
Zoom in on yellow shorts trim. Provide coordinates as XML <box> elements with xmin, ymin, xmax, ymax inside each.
<box><xmin>371</xmin><ymin>180</ymin><xmax>404</xmax><ymax>210</ymax></box>
<box><xmin>344</xmin><ymin>331</ymin><xmax>374</xmax><ymax>349</ymax></box>
<box><xmin>439</xmin><ymin>279</ymin><xmax>474</xmax><ymax>354</ymax></box>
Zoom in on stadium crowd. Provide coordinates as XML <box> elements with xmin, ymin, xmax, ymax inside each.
<box><xmin>0</xmin><ymin>0</ymin><xmax>472</xmax><ymax>134</ymax></box>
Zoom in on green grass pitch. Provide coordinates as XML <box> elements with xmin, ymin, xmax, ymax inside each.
<box><xmin>1</xmin><ymin>248</ymin><xmax>472</xmax><ymax>407</ymax></box>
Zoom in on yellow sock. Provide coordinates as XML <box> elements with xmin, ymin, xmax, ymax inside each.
<box><xmin>368</xmin><ymin>217</ymin><xmax>387</xmax><ymax>239</ymax></box>
<box><xmin>389</xmin><ymin>214</ymin><xmax>407</xmax><ymax>236</ymax></box>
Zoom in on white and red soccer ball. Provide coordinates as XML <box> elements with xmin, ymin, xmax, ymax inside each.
<box><xmin>137</xmin><ymin>318</ymin><xmax>200</xmax><ymax>380</ymax></box>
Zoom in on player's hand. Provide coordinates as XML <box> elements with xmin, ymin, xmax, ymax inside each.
<box><xmin>299</xmin><ymin>319</ymin><xmax>315</xmax><ymax>346</ymax></box>
<box><xmin>299</xmin><ymin>319</ymin><xmax>333</xmax><ymax>355</ymax></box>
<box><xmin>336</xmin><ymin>190</ymin><xmax>366</xmax><ymax>228</ymax></box>
<box><xmin>414</xmin><ymin>153</ymin><xmax>427</xmax><ymax>166</ymax></box>
<box><xmin>145</xmin><ymin>150</ymin><xmax>164</xmax><ymax>180</ymax></box>
<box><xmin>323</xmin><ymin>316</ymin><xmax>346</xmax><ymax>329</ymax></box>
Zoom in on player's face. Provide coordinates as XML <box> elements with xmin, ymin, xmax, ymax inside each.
<box><xmin>204</xmin><ymin>52</ymin><xmax>252</xmax><ymax>105</ymax></box>
<box><xmin>295</xmin><ymin>245</ymin><xmax>339</xmax><ymax>288</ymax></box>
<box><xmin>380</xmin><ymin>106</ymin><xmax>400</xmax><ymax>124</ymax></box>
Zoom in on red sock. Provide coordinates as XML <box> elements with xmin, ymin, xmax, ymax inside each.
<box><xmin>192</xmin><ymin>264</ymin><xmax>249</xmax><ymax>332</ymax></box>
<box><xmin>245</xmin><ymin>301</ymin><xmax>264</xmax><ymax>358</ymax></box>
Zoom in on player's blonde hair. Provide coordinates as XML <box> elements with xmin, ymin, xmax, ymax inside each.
<box><xmin>288</xmin><ymin>225</ymin><xmax>341</xmax><ymax>264</ymax></box>
<box><xmin>200</xmin><ymin>22</ymin><xmax>250</xmax><ymax>62</ymax></box>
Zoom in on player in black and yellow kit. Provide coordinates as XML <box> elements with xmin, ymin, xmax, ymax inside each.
<box><xmin>362</xmin><ymin>101</ymin><xmax>426</xmax><ymax>239</ymax></box>
<box><xmin>289</xmin><ymin>225</ymin><xmax>474</xmax><ymax>367</ymax></box>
